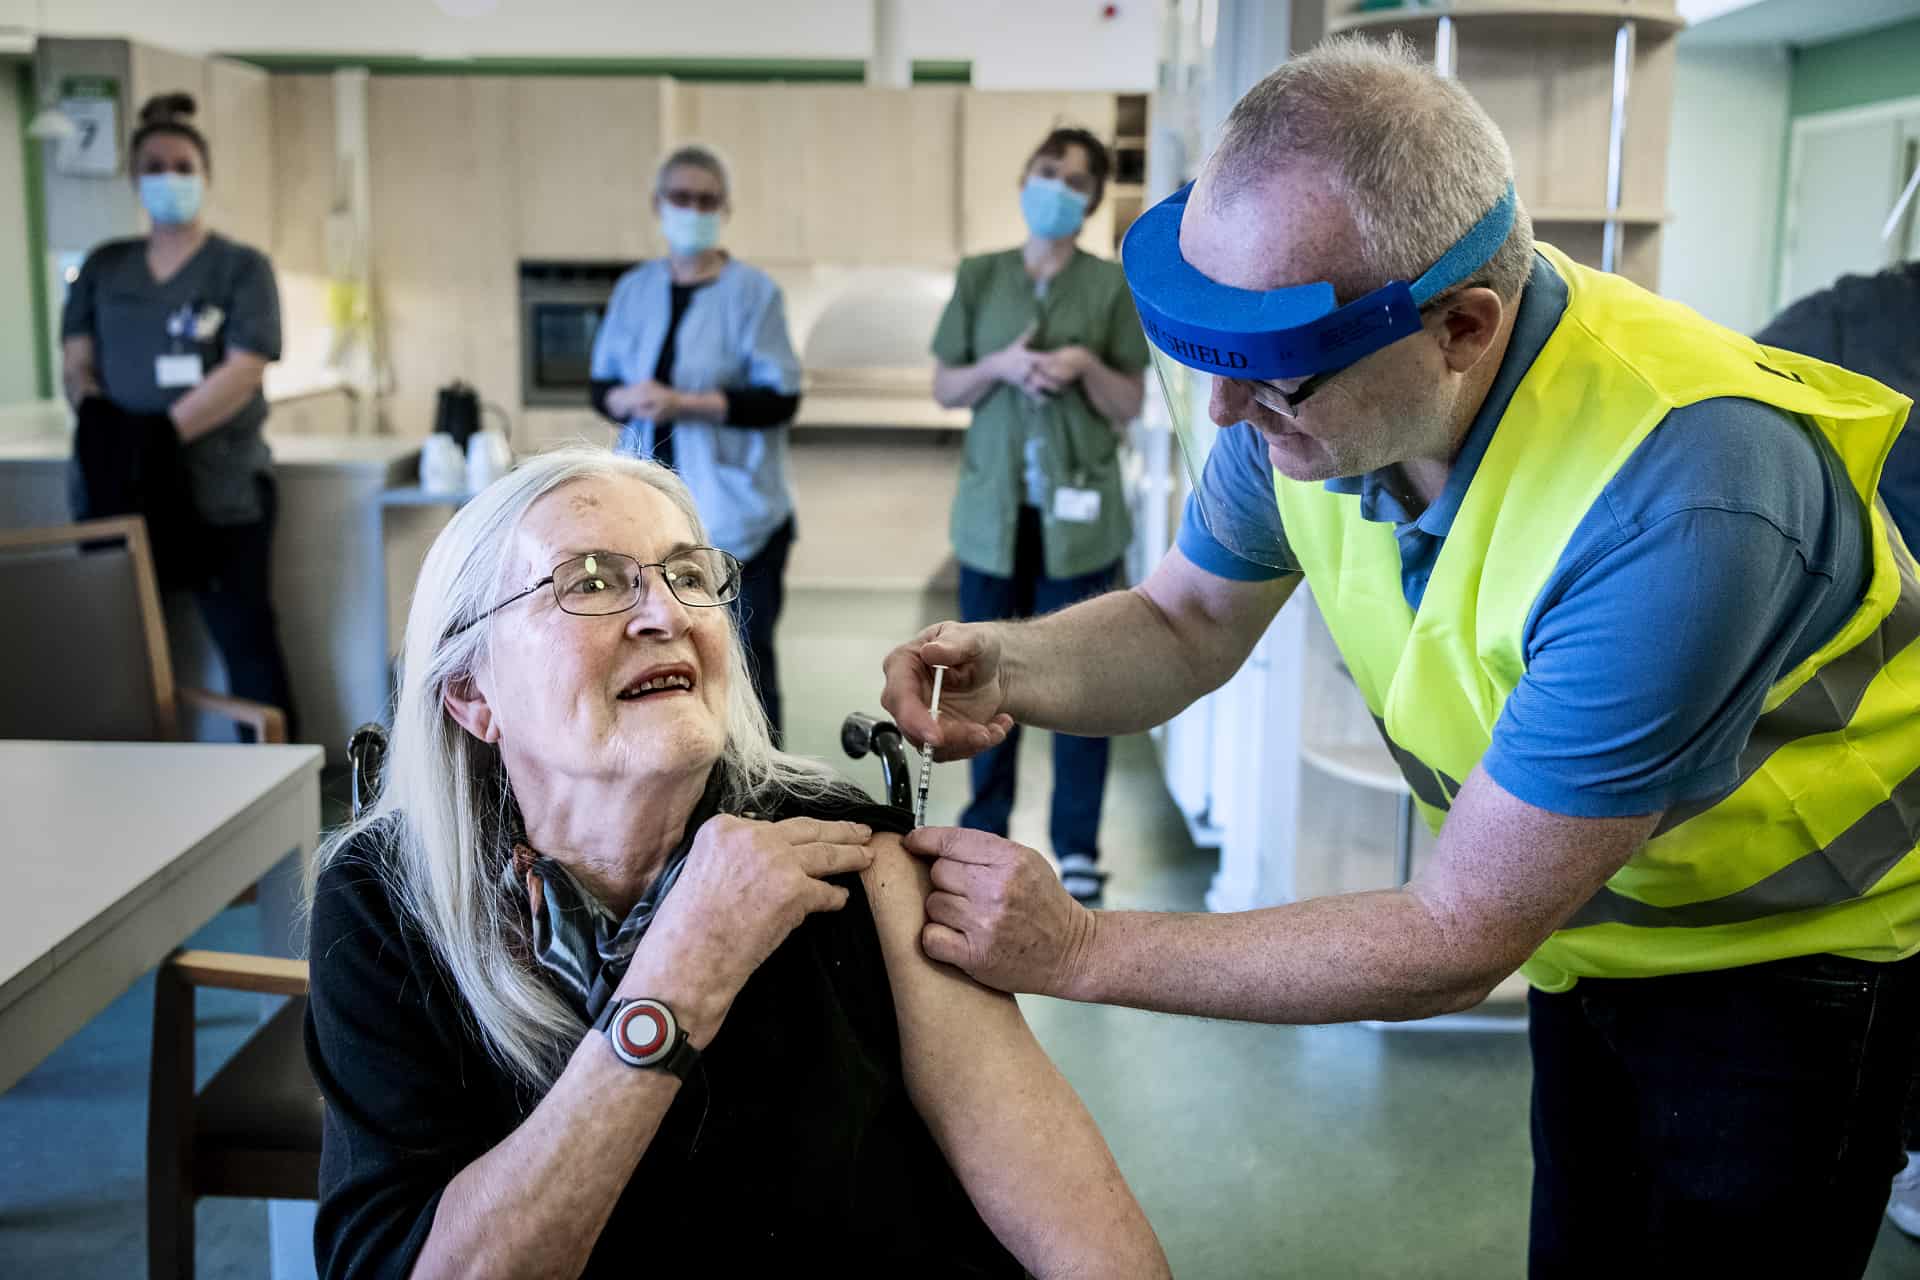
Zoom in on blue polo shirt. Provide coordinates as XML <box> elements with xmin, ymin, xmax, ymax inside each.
<box><xmin>1178</xmin><ymin>254</ymin><xmax>1870</xmax><ymax>818</ymax></box>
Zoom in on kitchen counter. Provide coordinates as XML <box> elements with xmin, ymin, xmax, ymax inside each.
<box><xmin>794</xmin><ymin>367</ymin><xmax>968</xmax><ymax>432</ymax></box>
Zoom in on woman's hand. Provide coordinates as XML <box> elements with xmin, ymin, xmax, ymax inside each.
<box><xmin>880</xmin><ymin>622</ymin><xmax>1017</xmax><ymax>761</ymax></box>
<box><xmin>609</xmin><ymin>380</ymin><xmax>681</xmax><ymax>422</ymax></box>
<box><xmin>622</xmin><ymin>816</ymin><xmax>875</xmax><ymax>1045</ymax></box>
<box><xmin>988</xmin><ymin>324</ymin><xmax>1042</xmax><ymax>390</ymax></box>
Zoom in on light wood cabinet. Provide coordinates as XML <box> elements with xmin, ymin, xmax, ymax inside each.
<box><xmin>784</xmin><ymin>87</ymin><xmax>962</xmax><ymax>265</ymax></box>
<box><xmin>1315</xmin><ymin>1</ymin><xmax>1681</xmax><ymax>288</ymax></box>
<box><xmin>960</xmin><ymin>91</ymin><xmax>1119</xmax><ymax>258</ymax></box>
<box><xmin>670</xmin><ymin>83</ymin><xmax>808</xmax><ymax>262</ymax></box>
<box><xmin>366</xmin><ymin>77</ymin><xmax>521</xmax><ymax>435</ymax></box>
<box><xmin>268</xmin><ymin>75</ymin><xmax>335</xmax><ymax>279</ymax></box>
<box><xmin>671</xmin><ymin>85</ymin><xmax>962</xmax><ymax>265</ymax></box>
<box><xmin>204</xmin><ymin>59</ymin><xmax>275</xmax><ymax>253</ymax></box>
<box><xmin>510</xmin><ymin>78</ymin><xmax>672</xmax><ymax>261</ymax></box>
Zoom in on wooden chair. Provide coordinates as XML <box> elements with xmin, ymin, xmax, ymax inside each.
<box><xmin>0</xmin><ymin>517</ymin><xmax>317</xmax><ymax>1275</ymax></box>
<box><xmin>0</xmin><ymin>516</ymin><xmax>286</xmax><ymax>744</ymax></box>
<box><xmin>147</xmin><ymin>951</ymin><xmax>319</xmax><ymax>1279</ymax></box>
<box><xmin>145</xmin><ymin>725</ymin><xmax>391</xmax><ymax>1277</ymax></box>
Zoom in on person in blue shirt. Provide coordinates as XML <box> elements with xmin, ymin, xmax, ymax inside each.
<box><xmin>878</xmin><ymin>38</ymin><xmax>1920</xmax><ymax>1275</ymax></box>
<box><xmin>1757</xmin><ymin>256</ymin><xmax>1920</xmax><ymax>1239</ymax></box>
<box><xmin>590</xmin><ymin>145</ymin><xmax>802</xmax><ymax>738</ymax></box>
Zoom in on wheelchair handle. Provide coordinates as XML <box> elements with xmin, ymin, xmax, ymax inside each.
<box><xmin>841</xmin><ymin>712</ymin><xmax>915</xmax><ymax>812</ymax></box>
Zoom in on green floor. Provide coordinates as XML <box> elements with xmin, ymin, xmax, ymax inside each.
<box><xmin>2</xmin><ymin>585</ymin><xmax>1916</xmax><ymax>1276</ymax></box>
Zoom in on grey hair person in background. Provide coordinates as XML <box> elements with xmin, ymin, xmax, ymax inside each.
<box><xmin>588</xmin><ymin>142</ymin><xmax>805</xmax><ymax>741</ymax></box>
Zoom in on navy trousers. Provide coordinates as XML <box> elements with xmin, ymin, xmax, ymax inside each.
<box><xmin>956</xmin><ymin>506</ymin><xmax>1117</xmax><ymax>860</ymax></box>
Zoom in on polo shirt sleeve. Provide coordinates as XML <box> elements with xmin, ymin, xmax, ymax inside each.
<box><xmin>222</xmin><ymin>246</ymin><xmax>282</xmax><ymax>362</ymax></box>
<box><xmin>59</xmin><ymin>245</ymin><xmax>107</xmax><ymax>341</ymax></box>
<box><xmin>1174</xmin><ymin>421</ymin><xmax>1297</xmax><ymax>581</ymax></box>
<box><xmin>930</xmin><ymin>258</ymin><xmax>980</xmax><ymax>366</ymax></box>
<box><xmin>1481</xmin><ymin>401</ymin><xmax>1870</xmax><ymax>819</ymax></box>
<box><xmin>1103</xmin><ymin>279</ymin><xmax>1151</xmax><ymax>375</ymax></box>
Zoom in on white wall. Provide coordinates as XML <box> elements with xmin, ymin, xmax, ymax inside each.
<box><xmin>20</xmin><ymin>0</ymin><xmax>1159</xmax><ymax>91</ymax></box>
<box><xmin>0</xmin><ymin>65</ymin><xmax>36</xmax><ymax>403</ymax></box>
<box><xmin>1658</xmin><ymin>43</ymin><xmax>1792</xmax><ymax>333</ymax></box>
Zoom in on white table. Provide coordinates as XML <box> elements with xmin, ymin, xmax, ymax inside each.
<box><xmin>0</xmin><ymin>740</ymin><xmax>324</xmax><ymax>1095</ymax></box>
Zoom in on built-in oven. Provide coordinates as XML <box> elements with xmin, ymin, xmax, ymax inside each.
<box><xmin>518</xmin><ymin>260</ymin><xmax>635</xmax><ymax>409</ymax></box>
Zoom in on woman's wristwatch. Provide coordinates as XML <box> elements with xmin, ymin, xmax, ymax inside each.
<box><xmin>593</xmin><ymin>997</ymin><xmax>701</xmax><ymax>1079</ymax></box>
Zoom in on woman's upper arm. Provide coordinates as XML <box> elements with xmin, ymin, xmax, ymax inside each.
<box><xmin>745</xmin><ymin>282</ymin><xmax>801</xmax><ymax>394</ymax></box>
<box><xmin>860</xmin><ymin>834</ymin><xmax>1026</xmax><ymax>1041</ymax></box>
<box><xmin>930</xmin><ymin>259</ymin><xmax>979</xmax><ymax>367</ymax></box>
<box><xmin>225</xmin><ymin>250</ymin><xmax>282</xmax><ymax>362</ymax></box>
<box><xmin>590</xmin><ymin>275</ymin><xmax>639</xmax><ymax>382</ymax></box>
<box><xmin>859</xmin><ymin>836</ymin><xmax>1169</xmax><ymax>1277</ymax></box>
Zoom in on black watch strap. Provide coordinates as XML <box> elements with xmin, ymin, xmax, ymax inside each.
<box><xmin>593</xmin><ymin>997</ymin><xmax>700</xmax><ymax>1080</ymax></box>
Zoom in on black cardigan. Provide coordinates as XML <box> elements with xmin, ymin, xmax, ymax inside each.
<box><xmin>303</xmin><ymin>796</ymin><xmax>1020</xmax><ymax>1278</ymax></box>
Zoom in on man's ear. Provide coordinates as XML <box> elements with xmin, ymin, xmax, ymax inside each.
<box><xmin>1431</xmin><ymin>285</ymin><xmax>1506</xmax><ymax>376</ymax></box>
<box><xmin>443</xmin><ymin>673</ymin><xmax>501</xmax><ymax>745</ymax></box>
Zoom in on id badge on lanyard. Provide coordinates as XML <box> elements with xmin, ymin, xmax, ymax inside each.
<box><xmin>1027</xmin><ymin>280</ymin><xmax>1103</xmax><ymax>525</ymax></box>
<box><xmin>157</xmin><ymin>303</ymin><xmax>205</xmax><ymax>389</ymax></box>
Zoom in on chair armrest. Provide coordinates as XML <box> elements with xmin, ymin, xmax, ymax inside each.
<box><xmin>178</xmin><ymin>687</ymin><xmax>288</xmax><ymax>743</ymax></box>
<box><xmin>168</xmin><ymin>950</ymin><xmax>310</xmax><ymax>997</ymax></box>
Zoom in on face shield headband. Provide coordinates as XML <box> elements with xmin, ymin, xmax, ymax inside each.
<box><xmin>1121</xmin><ymin>180</ymin><xmax>1518</xmax><ymax>382</ymax></box>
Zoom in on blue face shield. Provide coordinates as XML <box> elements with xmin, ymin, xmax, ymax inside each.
<box><xmin>1120</xmin><ymin>180</ymin><xmax>1517</xmax><ymax>567</ymax></box>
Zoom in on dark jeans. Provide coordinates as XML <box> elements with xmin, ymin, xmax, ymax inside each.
<box><xmin>192</xmin><ymin>475</ymin><xmax>298</xmax><ymax>743</ymax></box>
<box><xmin>729</xmin><ymin>517</ymin><xmax>794</xmax><ymax>742</ymax></box>
<box><xmin>1528</xmin><ymin>950</ymin><xmax>1920</xmax><ymax>1277</ymax></box>
<box><xmin>957</xmin><ymin>506</ymin><xmax>1117</xmax><ymax>859</ymax></box>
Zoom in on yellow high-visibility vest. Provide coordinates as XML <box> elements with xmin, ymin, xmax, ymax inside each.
<box><xmin>1276</xmin><ymin>244</ymin><xmax>1920</xmax><ymax>991</ymax></box>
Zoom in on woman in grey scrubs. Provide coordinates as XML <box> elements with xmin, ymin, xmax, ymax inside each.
<box><xmin>59</xmin><ymin>92</ymin><xmax>296</xmax><ymax>739</ymax></box>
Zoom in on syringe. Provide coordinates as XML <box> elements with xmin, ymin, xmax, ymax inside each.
<box><xmin>913</xmin><ymin>665</ymin><xmax>947</xmax><ymax>828</ymax></box>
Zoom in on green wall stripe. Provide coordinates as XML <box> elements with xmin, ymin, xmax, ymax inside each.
<box><xmin>14</xmin><ymin>62</ymin><xmax>52</xmax><ymax>401</ymax></box>
<box><xmin>1788</xmin><ymin>18</ymin><xmax>1920</xmax><ymax>119</ymax></box>
<box><xmin>221</xmin><ymin>53</ymin><xmax>972</xmax><ymax>84</ymax></box>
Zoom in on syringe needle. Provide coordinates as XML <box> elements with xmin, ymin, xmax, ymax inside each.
<box><xmin>914</xmin><ymin>666</ymin><xmax>947</xmax><ymax>828</ymax></box>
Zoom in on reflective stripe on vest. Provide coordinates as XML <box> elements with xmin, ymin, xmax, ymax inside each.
<box><xmin>1371</xmin><ymin>714</ymin><xmax>1459</xmax><ymax>812</ymax></box>
<box><xmin>1568</xmin><ymin>521</ymin><xmax>1920</xmax><ymax>929</ymax></box>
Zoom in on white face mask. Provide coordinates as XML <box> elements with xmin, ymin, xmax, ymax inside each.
<box><xmin>659</xmin><ymin>204</ymin><xmax>723</xmax><ymax>256</ymax></box>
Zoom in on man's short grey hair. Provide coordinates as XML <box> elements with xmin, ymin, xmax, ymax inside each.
<box><xmin>1210</xmin><ymin>34</ymin><xmax>1534</xmax><ymax>303</ymax></box>
<box><xmin>655</xmin><ymin>143</ymin><xmax>731</xmax><ymax>203</ymax></box>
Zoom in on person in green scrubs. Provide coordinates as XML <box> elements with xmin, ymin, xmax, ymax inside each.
<box><xmin>60</xmin><ymin>92</ymin><xmax>295</xmax><ymax>739</ymax></box>
<box><xmin>929</xmin><ymin>128</ymin><xmax>1149</xmax><ymax>902</ymax></box>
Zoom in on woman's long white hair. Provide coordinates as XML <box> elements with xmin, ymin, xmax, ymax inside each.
<box><xmin>312</xmin><ymin>446</ymin><xmax>845</xmax><ymax>1090</ymax></box>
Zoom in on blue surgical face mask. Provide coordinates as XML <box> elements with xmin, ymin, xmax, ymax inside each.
<box><xmin>659</xmin><ymin>204</ymin><xmax>722</xmax><ymax>256</ymax></box>
<box><xmin>1020</xmin><ymin>175</ymin><xmax>1090</xmax><ymax>241</ymax></box>
<box><xmin>139</xmin><ymin>173</ymin><xmax>205</xmax><ymax>226</ymax></box>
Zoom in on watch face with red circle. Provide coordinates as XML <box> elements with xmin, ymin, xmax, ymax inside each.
<box><xmin>609</xmin><ymin>999</ymin><xmax>674</xmax><ymax>1067</ymax></box>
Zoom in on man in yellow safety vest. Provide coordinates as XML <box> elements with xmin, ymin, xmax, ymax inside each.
<box><xmin>881</xmin><ymin>35</ymin><xmax>1920</xmax><ymax>1274</ymax></box>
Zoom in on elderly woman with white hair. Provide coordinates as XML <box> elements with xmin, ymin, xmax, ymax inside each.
<box><xmin>589</xmin><ymin>143</ymin><xmax>800</xmax><ymax>741</ymax></box>
<box><xmin>303</xmin><ymin>447</ymin><xmax>1168</xmax><ymax>1278</ymax></box>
